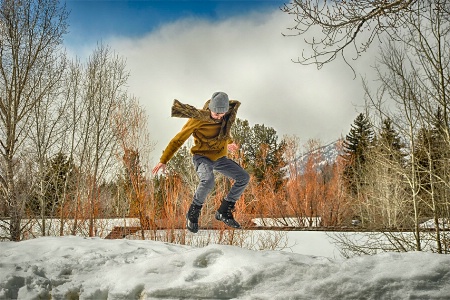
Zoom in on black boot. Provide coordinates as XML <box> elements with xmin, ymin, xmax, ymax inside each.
<box><xmin>186</xmin><ymin>203</ymin><xmax>202</xmax><ymax>233</ymax></box>
<box><xmin>215</xmin><ymin>199</ymin><xmax>241</xmax><ymax>229</ymax></box>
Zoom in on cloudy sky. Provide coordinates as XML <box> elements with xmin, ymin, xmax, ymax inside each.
<box><xmin>64</xmin><ymin>0</ymin><xmax>377</xmax><ymax>165</ymax></box>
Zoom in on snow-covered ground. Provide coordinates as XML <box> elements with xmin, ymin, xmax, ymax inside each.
<box><xmin>1</xmin><ymin>233</ymin><xmax>450</xmax><ymax>299</ymax></box>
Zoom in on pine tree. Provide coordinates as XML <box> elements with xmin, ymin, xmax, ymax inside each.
<box><xmin>28</xmin><ymin>153</ymin><xmax>76</xmax><ymax>216</ymax></box>
<box><xmin>366</xmin><ymin>117</ymin><xmax>408</xmax><ymax>228</ymax></box>
<box><xmin>376</xmin><ymin>117</ymin><xmax>405</xmax><ymax>163</ymax></box>
<box><xmin>342</xmin><ymin>113</ymin><xmax>374</xmax><ymax>196</ymax></box>
<box><xmin>414</xmin><ymin>108</ymin><xmax>450</xmax><ymax>217</ymax></box>
<box><xmin>167</xmin><ymin>145</ymin><xmax>196</xmax><ymax>179</ymax></box>
<box><xmin>232</xmin><ymin>118</ymin><xmax>286</xmax><ymax>189</ymax></box>
<box><xmin>343</xmin><ymin>113</ymin><xmax>374</xmax><ymax>160</ymax></box>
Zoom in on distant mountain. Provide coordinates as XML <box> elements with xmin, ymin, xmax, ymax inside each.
<box><xmin>285</xmin><ymin>140</ymin><xmax>342</xmax><ymax>176</ymax></box>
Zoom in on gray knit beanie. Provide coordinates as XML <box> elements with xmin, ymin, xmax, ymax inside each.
<box><xmin>209</xmin><ymin>92</ymin><xmax>229</xmax><ymax>113</ymax></box>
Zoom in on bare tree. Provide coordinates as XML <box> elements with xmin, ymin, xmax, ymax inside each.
<box><xmin>361</xmin><ymin>123</ymin><xmax>410</xmax><ymax>229</ymax></box>
<box><xmin>79</xmin><ymin>44</ymin><xmax>129</xmax><ymax>237</ymax></box>
<box><xmin>113</xmin><ymin>97</ymin><xmax>154</xmax><ymax>239</ymax></box>
<box><xmin>56</xmin><ymin>58</ymin><xmax>83</xmax><ymax>236</ymax></box>
<box><xmin>282</xmin><ymin>0</ymin><xmax>418</xmax><ymax>69</ymax></box>
<box><xmin>371</xmin><ymin>0</ymin><xmax>450</xmax><ymax>244</ymax></box>
<box><xmin>289</xmin><ymin>0</ymin><xmax>450</xmax><ymax>254</ymax></box>
<box><xmin>28</xmin><ymin>76</ymin><xmax>70</xmax><ymax>236</ymax></box>
<box><xmin>347</xmin><ymin>1</ymin><xmax>450</xmax><ymax>254</ymax></box>
<box><xmin>0</xmin><ymin>0</ymin><xmax>68</xmax><ymax>241</ymax></box>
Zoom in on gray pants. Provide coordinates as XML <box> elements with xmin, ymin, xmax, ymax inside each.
<box><xmin>192</xmin><ymin>155</ymin><xmax>250</xmax><ymax>206</ymax></box>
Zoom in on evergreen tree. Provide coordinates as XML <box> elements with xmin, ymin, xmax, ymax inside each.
<box><xmin>232</xmin><ymin>118</ymin><xmax>286</xmax><ymax>189</ymax></box>
<box><xmin>343</xmin><ymin>113</ymin><xmax>374</xmax><ymax>160</ymax></box>
<box><xmin>167</xmin><ymin>145</ymin><xmax>195</xmax><ymax>179</ymax></box>
<box><xmin>376</xmin><ymin>117</ymin><xmax>405</xmax><ymax>163</ymax></box>
<box><xmin>414</xmin><ymin>108</ymin><xmax>450</xmax><ymax>216</ymax></box>
<box><xmin>230</xmin><ymin>118</ymin><xmax>251</xmax><ymax>162</ymax></box>
<box><xmin>342</xmin><ymin>113</ymin><xmax>374</xmax><ymax>196</ymax></box>
<box><xmin>366</xmin><ymin>117</ymin><xmax>409</xmax><ymax>228</ymax></box>
<box><xmin>28</xmin><ymin>153</ymin><xmax>76</xmax><ymax>216</ymax></box>
<box><xmin>414</xmin><ymin>127</ymin><xmax>433</xmax><ymax>208</ymax></box>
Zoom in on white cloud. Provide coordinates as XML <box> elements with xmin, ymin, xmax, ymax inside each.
<box><xmin>104</xmin><ymin>9</ymin><xmax>376</xmax><ymax>165</ymax></box>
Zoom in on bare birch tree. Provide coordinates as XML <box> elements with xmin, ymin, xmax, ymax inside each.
<box><xmin>364</xmin><ymin>0</ymin><xmax>450</xmax><ymax>251</ymax></box>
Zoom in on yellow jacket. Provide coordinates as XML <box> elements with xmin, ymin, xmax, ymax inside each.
<box><xmin>159</xmin><ymin>99</ymin><xmax>240</xmax><ymax>164</ymax></box>
<box><xmin>160</xmin><ymin>118</ymin><xmax>231</xmax><ymax>164</ymax></box>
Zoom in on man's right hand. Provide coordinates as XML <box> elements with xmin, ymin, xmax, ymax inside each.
<box><xmin>152</xmin><ymin>162</ymin><xmax>166</xmax><ymax>175</ymax></box>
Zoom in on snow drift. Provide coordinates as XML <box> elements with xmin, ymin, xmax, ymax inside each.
<box><xmin>1</xmin><ymin>236</ymin><xmax>450</xmax><ymax>299</ymax></box>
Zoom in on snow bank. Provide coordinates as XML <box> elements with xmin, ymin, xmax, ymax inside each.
<box><xmin>1</xmin><ymin>236</ymin><xmax>450</xmax><ymax>299</ymax></box>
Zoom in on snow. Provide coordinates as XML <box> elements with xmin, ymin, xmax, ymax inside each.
<box><xmin>1</xmin><ymin>234</ymin><xmax>450</xmax><ymax>299</ymax></box>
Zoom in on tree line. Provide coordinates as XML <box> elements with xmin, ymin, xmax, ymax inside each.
<box><xmin>2</xmin><ymin>0</ymin><xmax>450</xmax><ymax>257</ymax></box>
<box><xmin>0</xmin><ymin>0</ymin><xmax>152</xmax><ymax>241</ymax></box>
<box><xmin>281</xmin><ymin>0</ymin><xmax>450</xmax><ymax>255</ymax></box>
<box><xmin>0</xmin><ymin>0</ymin><xmax>346</xmax><ymax>243</ymax></box>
